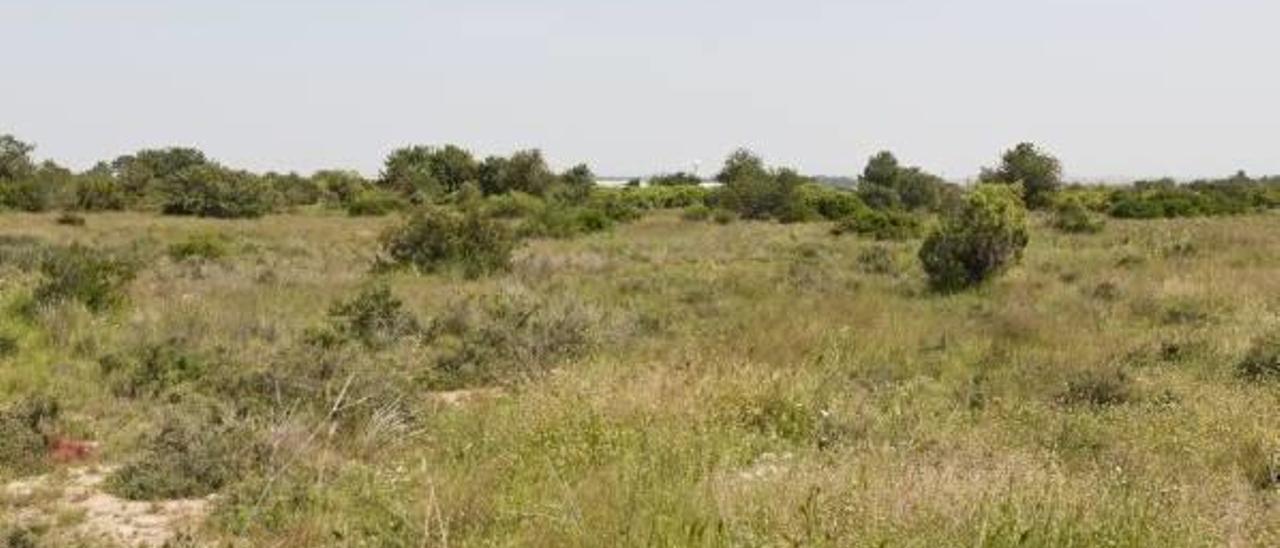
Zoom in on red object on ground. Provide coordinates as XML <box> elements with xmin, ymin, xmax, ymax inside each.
<box><xmin>48</xmin><ymin>437</ymin><xmax>98</xmax><ymax>463</ymax></box>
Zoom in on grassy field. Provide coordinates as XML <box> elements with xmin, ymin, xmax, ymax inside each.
<box><xmin>2</xmin><ymin>209</ymin><xmax>1280</xmax><ymax>546</ymax></box>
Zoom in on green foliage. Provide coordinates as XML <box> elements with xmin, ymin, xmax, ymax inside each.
<box><xmin>682</xmin><ymin>204</ymin><xmax>712</xmax><ymax>221</ymax></box>
<box><xmin>99</xmin><ymin>338</ymin><xmax>209</xmax><ymax>399</ymax></box>
<box><xmin>520</xmin><ymin>203</ymin><xmax>615</xmax><ymax>239</ymax></box>
<box><xmin>1051</xmin><ymin>197</ymin><xmax>1105</xmax><ymax>234</ymax></box>
<box><xmin>107</xmin><ymin>413</ymin><xmax>246</xmax><ymax>500</ymax></box>
<box><xmin>112</xmin><ymin>147</ymin><xmax>209</xmax><ymax>198</ymax></box>
<box><xmin>345</xmin><ymin>188</ymin><xmax>406</xmax><ymax>217</ymax></box>
<box><xmin>379</xmin><ymin>207</ymin><xmax>516</xmax><ymax>277</ymax></box>
<box><xmin>919</xmin><ymin>184</ymin><xmax>1029</xmax><ymax>292</ymax></box>
<box><xmin>482</xmin><ymin>191</ymin><xmax>546</xmax><ymax>219</ymax></box>
<box><xmin>379</xmin><ymin>144</ymin><xmax>478</xmax><ymax>198</ymax></box>
<box><xmin>168</xmin><ymin>232</ymin><xmax>231</xmax><ymax>262</ymax></box>
<box><xmin>832</xmin><ymin>209</ymin><xmax>924</xmax><ymax>241</ymax></box>
<box><xmin>649</xmin><ymin>172</ymin><xmax>703</xmax><ymax>186</ymax></box>
<box><xmin>73</xmin><ymin>169</ymin><xmax>127</xmax><ymax>211</ymax></box>
<box><xmin>325</xmin><ymin>285</ymin><xmax>421</xmax><ymax>349</ymax></box>
<box><xmin>33</xmin><ymin>244</ymin><xmax>138</xmax><ymax>312</ymax></box>
<box><xmin>0</xmin><ymin>135</ymin><xmax>36</xmax><ymax>182</ymax></box>
<box><xmin>1107</xmin><ymin>177</ymin><xmax>1278</xmax><ymax>219</ymax></box>
<box><xmin>856</xmin><ymin>151</ymin><xmax>944</xmax><ymax>211</ymax></box>
<box><xmin>161</xmin><ymin>164</ymin><xmax>274</xmax><ymax>218</ymax></box>
<box><xmin>313</xmin><ymin>169</ymin><xmax>369</xmax><ymax>204</ymax></box>
<box><xmin>1237</xmin><ymin>331</ymin><xmax>1280</xmax><ymax>382</ymax></box>
<box><xmin>713</xmin><ymin>208</ymin><xmax>737</xmax><ymax>224</ymax></box>
<box><xmin>477</xmin><ymin>150</ymin><xmax>556</xmax><ymax>196</ymax></box>
<box><xmin>554</xmin><ymin>163</ymin><xmax>595</xmax><ymax>203</ymax></box>
<box><xmin>982</xmin><ymin>142</ymin><xmax>1062</xmax><ymax>209</ymax></box>
<box><xmin>263</xmin><ymin>172</ymin><xmax>322</xmax><ymax>207</ymax></box>
<box><xmin>0</xmin><ymin>396</ymin><xmax>58</xmax><ymax>476</ymax></box>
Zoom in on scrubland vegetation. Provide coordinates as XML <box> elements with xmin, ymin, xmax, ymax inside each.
<box><xmin>2</xmin><ymin>132</ymin><xmax>1280</xmax><ymax>546</ymax></box>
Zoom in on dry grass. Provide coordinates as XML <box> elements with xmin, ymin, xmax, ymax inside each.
<box><xmin>2</xmin><ymin>209</ymin><xmax>1279</xmax><ymax>546</ymax></box>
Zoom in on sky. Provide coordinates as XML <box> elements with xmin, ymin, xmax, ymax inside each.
<box><xmin>2</xmin><ymin>0</ymin><xmax>1278</xmax><ymax>180</ymax></box>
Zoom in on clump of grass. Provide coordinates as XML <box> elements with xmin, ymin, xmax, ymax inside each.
<box><xmin>1058</xmin><ymin>367</ymin><xmax>1133</xmax><ymax>407</ymax></box>
<box><xmin>32</xmin><ymin>244</ymin><xmax>138</xmax><ymax>313</ymax></box>
<box><xmin>1237</xmin><ymin>331</ymin><xmax>1280</xmax><ymax>381</ymax></box>
<box><xmin>682</xmin><ymin>204</ymin><xmax>712</xmax><ymax>222</ymax></box>
<box><xmin>167</xmin><ymin>232</ymin><xmax>232</xmax><ymax>262</ymax></box>
<box><xmin>54</xmin><ymin>211</ymin><xmax>86</xmax><ymax>227</ymax></box>
<box><xmin>1237</xmin><ymin>439</ymin><xmax>1280</xmax><ymax>491</ymax></box>
<box><xmin>856</xmin><ymin>245</ymin><xmax>898</xmax><ymax>275</ymax></box>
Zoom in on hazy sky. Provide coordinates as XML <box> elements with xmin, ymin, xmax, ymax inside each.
<box><xmin>2</xmin><ymin>0</ymin><xmax>1277</xmax><ymax>180</ymax></box>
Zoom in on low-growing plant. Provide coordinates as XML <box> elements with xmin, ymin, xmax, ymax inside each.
<box><xmin>54</xmin><ymin>211</ymin><xmax>86</xmax><ymax>227</ymax></box>
<box><xmin>1237</xmin><ymin>331</ymin><xmax>1280</xmax><ymax>381</ymax></box>
<box><xmin>345</xmin><ymin>188</ymin><xmax>405</xmax><ymax>217</ymax></box>
<box><xmin>1058</xmin><ymin>367</ymin><xmax>1132</xmax><ymax>407</ymax></box>
<box><xmin>682</xmin><ymin>204</ymin><xmax>712</xmax><ymax>221</ymax></box>
<box><xmin>99</xmin><ymin>338</ymin><xmax>209</xmax><ymax>399</ymax></box>
<box><xmin>379</xmin><ymin>207</ymin><xmax>516</xmax><ymax>278</ymax></box>
<box><xmin>918</xmin><ymin>184</ymin><xmax>1029</xmax><ymax>292</ymax></box>
<box><xmin>1052</xmin><ymin>198</ymin><xmax>1104</xmax><ymax>234</ymax></box>
<box><xmin>1238</xmin><ymin>439</ymin><xmax>1280</xmax><ymax>491</ymax></box>
<box><xmin>33</xmin><ymin>244</ymin><xmax>138</xmax><ymax>312</ymax></box>
<box><xmin>107</xmin><ymin>412</ymin><xmax>247</xmax><ymax>500</ymax></box>
<box><xmin>832</xmin><ymin>209</ymin><xmax>924</xmax><ymax>241</ymax></box>
<box><xmin>0</xmin><ymin>396</ymin><xmax>59</xmax><ymax>476</ymax></box>
<box><xmin>325</xmin><ymin>285</ymin><xmax>421</xmax><ymax>349</ymax></box>
<box><xmin>168</xmin><ymin>232</ymin><xmax>232</xmax><ymax>262</ymax></box>
<box><xmin>713</xmin><ymin>209</ymin><xmax>736</xmax><ymax>224</ymax></box>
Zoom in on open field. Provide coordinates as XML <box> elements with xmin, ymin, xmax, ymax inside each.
<box><xmin>1</xmin><ymin>208</ymin><xmax>1279</xmax><ymax>546</ymax></box>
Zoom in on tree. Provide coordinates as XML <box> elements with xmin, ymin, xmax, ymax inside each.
<box><xmin>649</xmin><ymin>172</ymin><xmax>702</xmax><ymax>186</ymax></box>
<box><xmin>379</xmin><ymin>146</ymin><xmax>441</xmax><ymax>198</ymax></box>
<box><xmin>112</xmin><ymin>148</ymin><xmax>208</xmax><ymax>198</ymax></box>
<box><xmin>715</xmin><ymin>148</ymin><xmax>768</xmax><ymax>184</ymax></box>
<box><xmin>0</xmin><ymin>135</ymin><xmax>36</xmax><ymax>181</ymax></box>
<box><xmin>981</xmin><ymin>142</ymin><xmax>1062</xmax><ymax>209</ymax></box>
<box><xmin>918</xmin><ymin>184</ymin><xmax>1029</xmax><ymax>292</ymax></box>
<box><xmin>857</xmin><ymin>151</ymin><xmax>943</xmax><ymax>211</ymax></box>
<box><xmin>161</xmin><ymin>164</ymin><xmax>273</xmax><ymax>218</ymax></box>
<box><xmin>555</xmin><ymin>163</ymin><xmax>595</xmax><ymax>203</ymax></box>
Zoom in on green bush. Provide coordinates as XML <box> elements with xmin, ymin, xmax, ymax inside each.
<box><xmin>918</xmin><ymin>184</ymin><xmax>1029</xmax><ymax>292</ymax></box>
<box><xmin>99</xmin><ymin>338</ymin><xmax>211</xmax><ymax>399</ymax></box>
<box><xmin>168</xmin><ymin>232</ymin><xmax>232</xmax><ymax>262</ymax></box>
<box><xmin>713</xmin><ymin>209</ymin><xmax>737</xmax><ymax>224</ymax></box>
<box><xmin>0</xmin><ymin>396</ymin><xmax>58</xmax><ymax>476</ymax></box>
<box><xmin>107</xmin><ymin>413</ymin><xmax>246</xmax><ymax>500</ymax></box>
<box><xmin>379</xmin><ymin>207</ymin><xmax>516</xmax><ymax>278</ymax></box>
<box><xmin>0</xmin><ymin>179</ymin><xmax>51</xmax><ymax>212</ymax></box>
<box><xmin>345</xmin><ymin>188</ymin><xmax>406</xmax><ymax>217</ymax></box>
<box><xmin>1238</xmin><ymin>331</ymin><xmax>1280</xmax><ymax>381</ymax></box>
<box><xmin>682</xmin><ymin>204</ymin><xmax>712</xmax><ymax>221</ymax></box>
<box><xmin>482</xmin><ymin>191</ymin><xmax>545</xmax><ymax>219</ymax></box>
<box><xmin>33</xmin><ymin>244</ymin><xmax>138</xmax><ymax>312</ymax></box>
<box><xmin>1052</xmin><ymin>198</ymin><xmax>1105</xmax><ymax>234</ymax></box>
<box><xmin>325</xmin><ymin>285</ymin><xmax>421</xmax><ymax>349</ymax></box>
<box><xmin>832</xmin><ymin>209</ymin><xmax>924</xmax><ymax>241</ymax></box>
<box><xmin>162</xmin><ymin>164</ymin><xmax>274</xmax><ymax>219</ymax></box>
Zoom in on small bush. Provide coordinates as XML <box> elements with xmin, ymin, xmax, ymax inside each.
<box><xmin>0</xmin><ymin>396</ymin><xmax>59</xmax><ymax>476</ymax></box>
<box><xmin>1058</xmin><ymin>368</ymin><xmax>1132</xmax><ymax>407</ymax></box>
<box><xmin>856</xmin><ymin>245</ymin><xmax>898</xmax><ymax>275</ymax></box>
<box><xmin>33</xmin><ymin>244</ymin><xmax>138</xmax><ymax>312</ymax></box>
<box><xmin>682</xmin><ymin>204</ymin><xmax>711</xmax><ymax>221</ymax></box>
<box><xmin>713</xmin><ymin>209</ymin><xmax>737</xmax><ymax>225</ymax></box>
<box><xmin>1052</xmin><ymin>198</ymin><xmax>1104</xmax><ymax>234</ymax></box>
<box><xmin>99</xmin><ymin>339</ymin><xmax>209</xmax><ymax>399</ymax></box>
<box><xmin>832</xmin><ymin>209</ymin><xmax>924</xmax><ymax>241</ymax></box>
<box><xmin>1238</xmin><ymin>332</ymin><xmax>1280</xmax><ymax>381</ymax></box>
<box><xmin>520</xmin><ymin>204</ymin><xmax>615</xmax><ymax>239</ymax></box>
<box><xmin>107</xmin><ymin>413</ymin><xmax>245</xmax><ymax>500</ymax></box>
<box><xmin>379</xmin><ymin>207</ymin><xmax>516</xmax><ymax>278</ymax></box>
<box><xmin>482</xmin><ymin>191</ymin><xmax>545</xmax><ymax>219</ymax></box>
<box><xmin>325</xmin><ymin>285</ymin><xmax>421</xmax><ymax>349</ymax></box>
<box><xmin>918</xmin><ymin>184</ymin><xmax>1029</xmax><ymax>292</ymax></box>
<box><xmin>0</xmin><ymin>333</ymin><xmax>16</xmax><ymax>358</ymax></box>
<box><xmin>54</xmin><ymin>211</ymin><xmax>86</xmax><ymax>227</ymax></box>
<box><xmin>168</xmin><ymin>233</ymin><xmax>231</xmax><ymax>262</ymax></box>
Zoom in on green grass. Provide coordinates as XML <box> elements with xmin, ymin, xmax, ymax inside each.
<box><xmin>1</xmin><ymin>210</ymin><xmax>1279</xmax><ymax>546</ymax></box>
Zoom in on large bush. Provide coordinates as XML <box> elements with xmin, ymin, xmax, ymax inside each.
<box><xmin>1052</xmin><ymin>197</ymin><xmax>1105</xmax><ymax>234</ymax></box>
<box><xmin>161</xmin><ymin>164</ymin><xmax>274</xmax><ymax>218</ymax></box>
<box><xmin>981</xmin><ymin>143</ymin><xmax>1062</xmax><ymax>209</ymax></box>
<box><xmin>918</xmin><ymin>184</ymin><xmax>1030</xmax><ymax>292</ymax></box>
<box><xmin>833</xmin><ymin>209</ymin><xmax>924</xmax><ymax>241</ymax></box>
<box><xmin>379</xmin><ymin>207</ymin><xmax>516</xmax><ymax>277</ymax></box>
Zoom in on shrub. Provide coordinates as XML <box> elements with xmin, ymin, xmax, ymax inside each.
<box><xmin>99</xmin><ymin>339</ymin><xmax>209</xmax><ymax>399</ymax></box>
<box><xmin>0</xmin><ymin>396</ymin><xmax>59</xmax><ymax>476</ymax></box>
<box><xmin>1051</xmin><ymin>198</ymin><xmax>1105</xmax><ymax>234</ymax></box>
<box><xmin>74</xmin><ymin>173</ymin><xmax>127</xmax><ymax>211</ymax></box>
<box><xmin>33</xmin><ymin>244</ymin><xmax>138</xmax><ymax>312</ymax></box>
<box><xmin>918</xmin><ymin>184</ymin><xmax>1029</xmax><ymax>292</ymax></box>
<box><xmin>1238</xmin><ymin>331</ymin><xmax>1280</xmax><ymax>381</ymax></box>
<box><xmin>1058</xmin><ymin>367</ymin><xmax>1132</xmax><ymax>407</ymax></box>
<box><xmin>0</xmin><ymin>179</ymin><xmax>51</xmax><ymax>212</ymax></box>
<box><xmin>325</xmin><ymin>285</ymin><xmax>421</xmax><ymax>349</ymax></box>
<box><xmin>107</xmin><ymin>413</ymin><xmax>245</xmax><ymax>500</ymax></box>
<box><xmin>713</xmin><ymin>209</ymin><xmax>736</xmax><ymax>224</ymax></box>
<box><xmin>345</xmin><ymin>188</ymin><xmax>406</xmax><ymax>217</ymax></box>
<box><xmin>832</xmin><ymin>209</ymin><xmax>923</xmax><ymax>241</ymax></box>
<box><xmin>379</xmin><ymin>207</ymin><xmax>516</xmax><ymax>278</ymax></box>
<box><xmin>682</xmin><ymin>204</ymin><xmax>711</xmax><ymax>221</ymax></box>
<box><xmin>168</xmin><ymin>232</ymin><xmax>232</xmax><ymax>262</ymax></box>
<box><xmin>162</xmin><ymin>164</ymin><xmax>274</xmax><ymax>219</ymax></box>
<box><xmin>482</xmin><ymin>191</ymin><xmax>545</xmax><ymax>219</ymax></box>
<box><xmin>981</xmin><ymin>142</ymin><xmax>1062</xmax><ymax>209</ymax></box>
<box><xmin>856</xmin><ymin>245</ymin><xmax>898</xmax><ymax>275</ymax></box>
<box><xmin>55</xmin><ymin>211</ymin><xmax>86</xmax><ymax>227</ymax></box>
<box><xmin>520</xmin><ymin>202</ymin><xmax>619</xmax><ymax>239</ymax></box>
<box><xmin>648</xmin><ymin>172</ymin><xmax>702</xmax><ymax>186</ymax></box>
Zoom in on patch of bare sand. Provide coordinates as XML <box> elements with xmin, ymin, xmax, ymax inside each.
<box><xmin>3</xmin><ymin>466</ymin><xmax>213</xmax><ymax>547</ymax></box>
